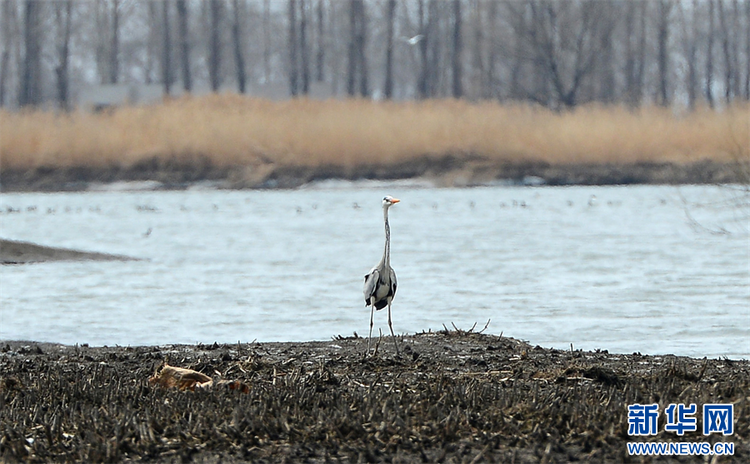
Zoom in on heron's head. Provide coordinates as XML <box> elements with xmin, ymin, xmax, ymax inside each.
<box><xmin>382</xmin><ymin>196</ymin><xmax>400</xmax><ymax>208</ymax></box>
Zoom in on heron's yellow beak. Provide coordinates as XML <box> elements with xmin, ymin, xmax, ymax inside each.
<box><xmin>391</xmin><ymin>198</ymin><xmax>400</xmax><ymax>203</ymax></box>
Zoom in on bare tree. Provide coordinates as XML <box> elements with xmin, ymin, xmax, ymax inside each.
<box><xmin>232</xmin><ymin>0</ymin><xmax>247</xmax><ymax>94</ymax></box>
<box><xmin>300</xmin><ymin>0</ymin><xmax>310</xmax><ymax>94</ymax></box>
<box><xmin>264</xmin><ymin>0</ymin><xmax>271</xmax><ymax>84</ymax></box>
<box><xmin>346</xmin><ymin>0</ymin><xmax>357</xmax><ymax>96</ymax></box>
<box><xmin>346</xmin><ymin>0</ymin><xmax>368</xmax><ymax>96</ymax></box>
<box><xmin>19</xmin><ymin>0</ymin><xmax>42</xmax><ymax>107</ymax></box>
<box><xmin>656</xmin><ymin>0</ymin><xmax>673</xmax><ymax>107</ymax></box>
<box><xmin>706</xmin><ymin>0</ymin><xmax>715</xmax><ymax>106</ymax></box>
<box><xmin>0</xmin><ymin>0</ymin><xmax>17</xmax><ymax>106</ymax></box>
<box><xmin>110</xmin><ymin>0</ymin><xmax>120</xmax><ymax>84</ymax></box>
<box><xmin>162</xmin><ymin>0</ymin><xmax>172</xmax><ymax>95</ymax></box>
<box><xmin>417</xmin><ymin>0</ymin><xmax>428</xmax><ymax>98</ymax></box>
<box><xmin>717</xmin><ymin>0</ymin><xmax>733</xmax><ymax>103</ymax></box>
<box><xmin>731</xmin><ymin>0</ymin><xmax>741</xmax><ymax>99</ymax></box>
<box><xmin>4</xmin><ymin>0</ymin><xmax>750</xmax><ymax>109</ymax></box>
<box><xmin>176</xmin><ymin>0</ymin><xmax>192</xmax><ymax>92</ymax></box>
<box><xmin>316</xmin><ymin>0</ymin><xmax>325</xmax><ymax>82</ymax></box>
<box><xmin>289</xmin><ymin>0</ymin><xmax>299</xmax><ymax>96</ymax></box>
<box><xmin>678</xmin><ymin>1</ymin><xmax>699</xmax><ymax>110</ymax></box>
<box><xmin>54</xmin><ymin>0</ymin><xmax>73</xmax><ymax>110</ymax></box>
<box><xmin>623</xmin><ymin>1</ymin><xmax>648</xmax><ymax>107</ymax></box>
<box><xmin>358</xmin><ymin>0</ymin><xmax>369</xmax><ymax>96</ymax></box>
<box><xmin>144</xmin><ymin>0</ymin><xmax>158</xmax><ymax>84</ymax></box>
<box><xmin>209</xmin><ymin>0</ymin><xmax>222</xmax><ymax>92</ymax></box>
<box><xmin>384</xmin><ymin>0</ymin><xmax>396</xmax><ymax>99</ymax></box>
<box><xmin>523</xmin><ymin>0</ymin><xmax>608</xmax><ymax>108</ymax></box>
<box><xmin>451</xmin><ymin>0</ymin><xmax>462</xmax><ymax>98</ymax></box>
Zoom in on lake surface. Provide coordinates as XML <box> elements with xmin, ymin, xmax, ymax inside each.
<box><xmin>1</xmin><ymin>183</ymin><xmax>748</xmax><ymax>359</ymax></box>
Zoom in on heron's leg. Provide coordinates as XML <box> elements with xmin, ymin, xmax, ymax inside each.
<box><xmin>367</xmin><ymin>304</ymin><xmax>375</xmax><ymax>354</ymax></box>
<box><xmin>387</xmin><ymin>302</ymin><xmax>400</xmax><ymax>356</ymax></box>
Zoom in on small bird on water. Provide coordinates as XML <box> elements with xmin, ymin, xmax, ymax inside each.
<box><xmin>363</xmin><ymin>196</ymin><xmax>400</xmax><ymax>355</ymax></box>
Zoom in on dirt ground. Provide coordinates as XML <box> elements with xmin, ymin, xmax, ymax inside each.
<box><xmin>0</xmin><ymin>331</ymin><xmax>747</xmax><ymax>463</ymax></box>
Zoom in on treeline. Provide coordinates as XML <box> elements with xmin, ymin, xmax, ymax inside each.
<box><xmin>1</xmin><ymin>0</ymin><xmax>749</xmax><ymax>111</ymax></box>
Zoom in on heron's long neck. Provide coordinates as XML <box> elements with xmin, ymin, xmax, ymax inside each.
<box><xmin>382</xmin><ymin>207</ymin><xmax>391</xmax><ymax>267</ymax></box>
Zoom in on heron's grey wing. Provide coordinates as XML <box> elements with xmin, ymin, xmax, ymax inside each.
<box><xmin>363</xmin><ymin>268</ymin><xmax>380</xmax><ymax>304</ymax></box>
<box><xmin>389</xmin><ymin>267</ymin><xmax>397</xmax><ymax>297</ymax></box>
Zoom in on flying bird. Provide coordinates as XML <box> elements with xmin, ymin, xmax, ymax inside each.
<box><xmin>399</xmin><ymin>34</ymin><xmax>424</xmax><ymax>45</ymax></box>
<box><xmin>363</xmin><ymin>196</ymin><xmax>400</xmax><ymax>355</ymax></box>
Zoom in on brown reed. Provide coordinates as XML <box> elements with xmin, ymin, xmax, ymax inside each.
<box><xmin>1</xmin><ymin>96</ymin><xmax>747</xmax><ymax>172</ymax></box>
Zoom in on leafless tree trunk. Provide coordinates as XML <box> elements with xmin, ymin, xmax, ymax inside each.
<box><xmin>263</xmin><ymin>0</ymin><xmax>271</xmax><ymax>84</ymax></box>
<box><xmin>356</xmin><ymin>0</ymin><xmax>368</xmax><ymax>97</ymax></box>
<box><xmin>486</xmin><ymin>0</ymin><xmax>498</xmax><ymax>99</ymax></box>
<box><xmin>717</xmin><ymin>0</ymin><xmax>733</xmax><ymax>103</ymax></box>
<box><xmin>624</xmin><ymin>1</ymin><xmax>636</xmax><ymax>106</ymax></box>
<box><xmin>176</xmin><ymin>0</ymin><xmax>192</xmax><ymax>92</ymax></box>
<box><xmin>346</xmin><ymin>0</ymin><xmax>367</xmax><ymax>97</ymax></box>
<box><xmin>506</xmin><ymin>1</ymin><xmax>525</xmax><ymax>101</ymax></box>
<box><xmin>232</xmin><ymin>0</ymin><xmax>247</xmax><ymax>94</ymax></box>
<box><xmin>384</xmin><ymin>0</ymin><xmax>396</xmax><ymax>99</ymax></box>
<box><xmin>417</xmin><ymin>0</ymin><xmax>428</xmax><ymax>98</ymax></box>
<box><xmin>656</xmin><ymin>0</ymin><xmax>672</xmax><ymax>107</ymax></box>
<box><xmin>635</xmin><ymin>1</ymin><xmax>647</xmax><ymax>106</ymax></box>
<box><xmin>95</xmin><ymin>1</ymin><xmax>108</xmax><ymax>84</ymax></box>
<box><xmin>144</xmin><ymin>0</ymin><xmax>158</xmax><ymax>84</ymax></box>
<box><xmin>300</xmin><ymin>0</ymin><xmax>310</xmax><ymax>94</ymax></box>
<box><xmin>0</xmin><ymin>0</ymin><xmax>16</xmax><ymax>106</ymax></box>
<box><xmin>451</xmin><ymin>0</ymin><xmax>462</xmax><ymax>98</ymax></box>
<box><xmin>470</xmin><ymin>0</ymin><xmax>484</xmax><ymax>99</ymax></box>
<box><xmin>706</xmin><ymin>0</ymin><xmax>715</xmax><ymax>107</ymax></box>
<box><xmin>316</xmin><ymin>0</ymin><xmax>325</xmax><ymax>82</ymax></box>
<box><xmin>347</xmin><ymin>0</ymin><xmax>355</xmax><ymax>95</ymax></box>
<box><xmin>596</xmin><ymin>8</ymin><xmax>616</xmax><ymax>104</ymax></box>
<box><xmin>289</xmin><ymin>0</ymin><xmax>299</xmax><ymax>96</ymax></box>
<box><xmin>110</xmin><ymin>0</ymin><xmax>120</xmax><ymax>84</ymax></box>
<box><xmin>209</xmin><ymin>0</ymin><xmax>222</xmax><ymax>92</ymax></box>
<box><xmin>731</xmin><ymin>0</ymin><xmax>741</xmax><ymax>99</ymax></box>
<box><xmin>19</xmin><ymin>0</ymin><xmax>42</xmax><ymax>107</ymax></box>
<box><xmin>54</xmin><ymin>0</ymin><xmax>73</xmax><ymax>110</ymax></box>
<box><xmin>679</xmin><ymin>1</ymin><xmax>698</xmax><ymax>110</ymax></box>
<box><xmin>162</xmin><ymin>0</ymin><xmax>172</xmax><ymax>95</ymax></box>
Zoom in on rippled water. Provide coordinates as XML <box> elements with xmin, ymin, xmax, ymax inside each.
<box><xmin>1</xmin><ymin>183</ymin><xmax>748</xmax><ymax>358</ymax></box>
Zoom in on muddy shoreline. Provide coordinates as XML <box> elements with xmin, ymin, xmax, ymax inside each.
<box><xmin>1</xmin><ymin>332</ymin><xmax>747</xmax><ymax>463</ymax></box>
<box><xmin>0</xmin><ymin>238</ymin><xmax>141</xmax><ymax>265</ymax></box>
<box><xmin>0</xmin><ymin>158</ymin><xmax>744</xmax><ymax>192</ymax></box>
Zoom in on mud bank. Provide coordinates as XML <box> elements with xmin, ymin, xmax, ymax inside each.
<box><xmin>0</xmin><ymin>332</ymin><xmax>747</xmax><ymax>463</ymax></box>
<box><xmin>0</xmin><ymin>238</ymin><xmax>140</xmax><ymax>264</ymax></box>
<box><xmin>0</xmin><ymin>157</ymin><xmax>744</xmax><ymax>192</ymax></box>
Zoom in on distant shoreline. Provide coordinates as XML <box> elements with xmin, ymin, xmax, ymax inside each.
<box><xmin>1</xmin><ymin>333</ymin><xmax>747</xmax><ymax>462</ymax></box>
<box><xmin>1</xmin><ymin>158</ymin><xmax>744</xmax><ymax>192</ymax></box>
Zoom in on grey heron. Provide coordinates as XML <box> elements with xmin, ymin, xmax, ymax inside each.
<box><xmin>363</xmin><ymin>196</ymin><xmax>400</xmax><ymax>355</ymax></box>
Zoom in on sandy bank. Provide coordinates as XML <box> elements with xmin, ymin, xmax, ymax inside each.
<box><xmin>0</xmin><ymin>332</ymin><xmax>747</xmax><ymax>462</ymax></box>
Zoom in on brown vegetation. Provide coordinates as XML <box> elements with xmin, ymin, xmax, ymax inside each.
<box><xmin>1</xmin><ymin>96</ymin><xmax>747</xmax><ymax>168</ymax></box>
<box><xmin>1</xmin><ymin>96</ymin><xmax>747</xmax><ymax>190</ymax></box>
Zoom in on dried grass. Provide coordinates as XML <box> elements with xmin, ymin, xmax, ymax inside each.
<box><xmin>1</xmin><ymin>95</ymin><xmax>747</xmax><ymax>171</ymax></box>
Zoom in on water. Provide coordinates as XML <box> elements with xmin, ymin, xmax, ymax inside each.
<box><xmin>1</xmin><ymin>184</ymin><xmax>748</xmax><ymax>359</ymax></box>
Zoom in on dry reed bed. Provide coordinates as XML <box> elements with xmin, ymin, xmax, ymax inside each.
<box><xmin>1</xmin><ymin>332</ymin><xmax>748</xmax><ymax>463</ymax></box>
<box><xmin>1</xmin><ymin>96</ymin><xmax>748</xmax><ymax>173</ymax></box>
